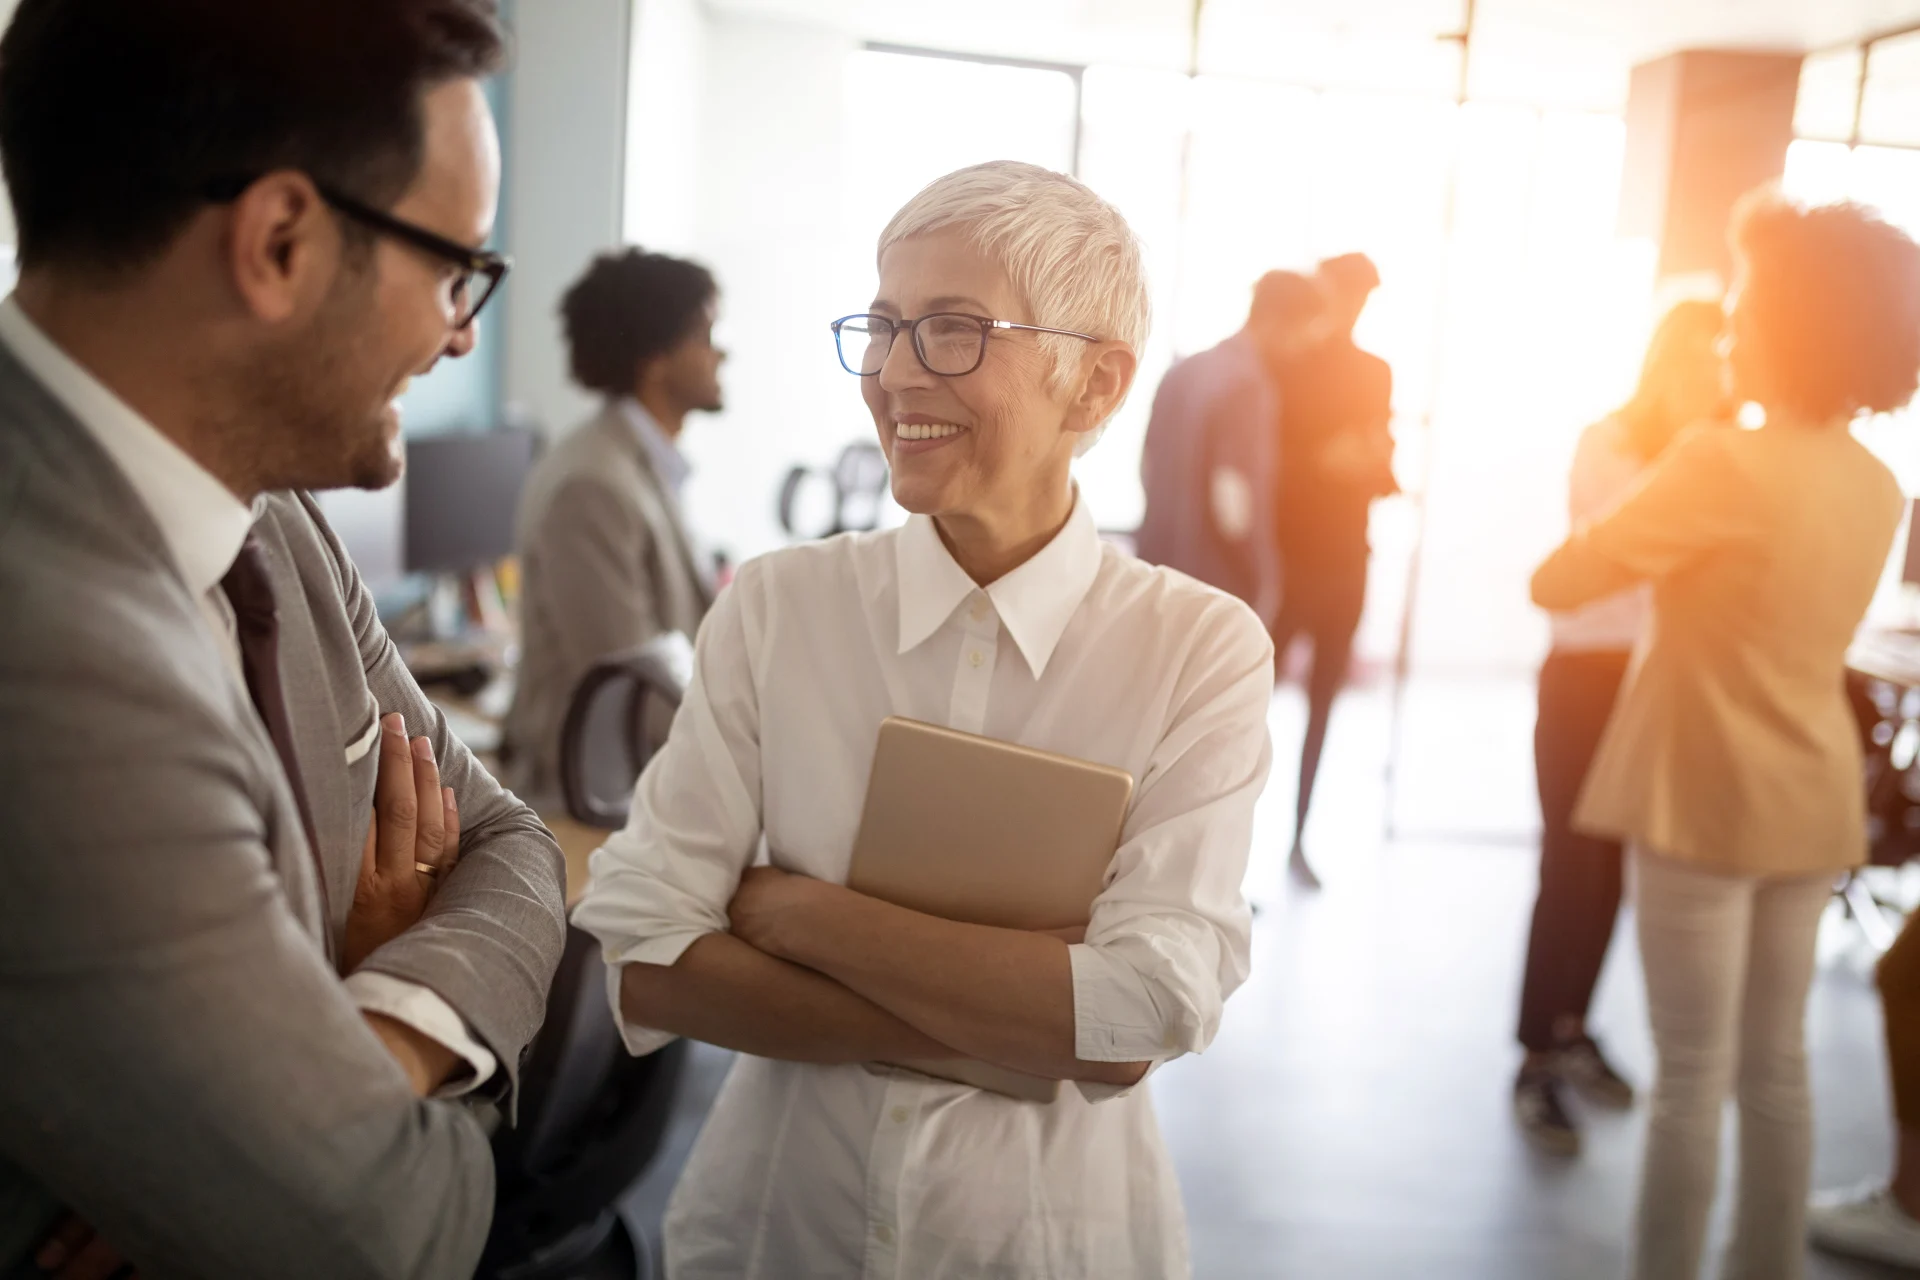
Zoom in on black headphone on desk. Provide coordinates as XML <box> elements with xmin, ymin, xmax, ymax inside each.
<box><xmin>776</xmin><ymin>440</ymin><xmax>891</xmax><ymax>540</ymax></box>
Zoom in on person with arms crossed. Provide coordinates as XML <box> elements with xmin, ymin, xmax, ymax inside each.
<box><xmin>573</xmin><ymin>161</ymin><xmax>1274</xmax><ymax>1279</ymax></box>
<box><xmin>0</xmin><ymin>3</ymin><xmax>567</xmax><ymax>1276</ymax></box>
<box><xmin>503</xmin><ymin>248</ymin><xmax>723</xmax><ymax>821</ymax></box>
<box><xmin>1533</xmin><ymin>195</ymin><xmax>1920</xmax><ymax>1280</ymax></box>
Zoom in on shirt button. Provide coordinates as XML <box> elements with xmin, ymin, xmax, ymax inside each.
<box><xmin>891</xmin><ymin>1105</ymin><xmax>910</xmax><ymax>1124</ymax></box>
<box><xmin>875</xmin><ymin>1224</ymin><xmax>895</xmax><ymax>1245</ymax></box>
<box><xmin>970</xmin><ymin>600</ymin><xmax>990</xmax><ymax>622</ymax></box>
<box><xmin>969</xmin><ymin>650</ymin><xmax>985</xmax><ymax>668</ymax></box>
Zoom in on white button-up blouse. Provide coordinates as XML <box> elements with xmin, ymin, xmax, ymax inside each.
<box><xmin>572</xmin><ymin>495</ymin><xmax>1275</xmax><ymax>1279</ymax></box>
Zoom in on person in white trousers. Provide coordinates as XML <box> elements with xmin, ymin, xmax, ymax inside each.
<box><xmin>1532</xmin><ymin>192</ymin><xmax>1920</xmax><ymax>1280</ymax></box>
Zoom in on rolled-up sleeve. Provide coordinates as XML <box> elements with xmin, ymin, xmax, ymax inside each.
<box><xmin>1068</xmin><ymin>604</ymin><xmax>1274</xmax><ymax>1099</ymax></box>
<box><xmin>569</xmin><ymin>566</ymin><xmax>767</xmax><ymax>1056</ymax></box>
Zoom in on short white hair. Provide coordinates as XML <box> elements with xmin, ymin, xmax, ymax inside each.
<box><xmin>877</xmin><ymin>160</ymin><xmax>1150</xmax><ymax>454</ymax></box>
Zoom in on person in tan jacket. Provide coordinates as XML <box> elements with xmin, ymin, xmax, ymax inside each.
<box><xmin>1533</xmin><ymin>193</ymin><xmax>1920</xmax><ymax>1280</ymax></box>
<box><xmin>503</xmin><ymin>249</ymin><xmax>722</xmax><ymax>824</ymax></box>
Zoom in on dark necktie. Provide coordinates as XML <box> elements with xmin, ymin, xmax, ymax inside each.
<box><xmin>221</xmin><ymin>536</ymin><xmax>331</xmax><ymax>945</ymax></box>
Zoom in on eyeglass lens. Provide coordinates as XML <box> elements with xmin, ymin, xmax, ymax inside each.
<box><xmin>837</xmin><ymin>314</ymin><xmax>985</xmax><ymax>376</ymax></box>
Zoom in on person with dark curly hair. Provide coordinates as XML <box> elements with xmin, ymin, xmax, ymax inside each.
<box><xmin>503</xmin><ymin>248</ymin><xmax>726</xmax><ymax>818</ymax></box>
<box><xmin>1532</xmin><ymin>191</ymin><xmax>1920</xmax><ymax>1280</ymax></box>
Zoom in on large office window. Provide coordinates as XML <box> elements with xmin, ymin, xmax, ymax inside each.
<box><xmin>839</xmin><ymin>48</ymin><xmax>1635</xmax><ymax>679</ymax></box>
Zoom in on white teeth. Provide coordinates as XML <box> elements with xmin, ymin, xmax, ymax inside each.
<box><xmin>895</xmin><ymin>422</ymin><xmax>963</xmax><ymax>441</ymax></box>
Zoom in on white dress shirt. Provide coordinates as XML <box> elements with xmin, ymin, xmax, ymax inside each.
<box><xmin>0</xmin><ymin>297</ymin><xmax>494</xmax><ymax>1095</ymax></box>
<box><xmin>571</xmin><ymin>495</ymin><xmax>1274</xmax><ymax>1279</ymax></box>
<box><xmin>1549</xmin><ymin>414</ymin><xmax>1653</xmax><ymax>653</ymax></box>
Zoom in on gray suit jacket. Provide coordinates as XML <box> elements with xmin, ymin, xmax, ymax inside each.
<box><xmin>0</xmin><ymin>345</ymin><xmax>568</xmax><ymax>1277</ymax></box>
<box><xmin>503</xmin><ymin>405</ymin><xmax>714</xmax><ymax>812</ymax></box>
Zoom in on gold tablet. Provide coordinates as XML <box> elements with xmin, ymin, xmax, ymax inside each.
<box><xmin>847</xmin><ymin>717</ymin><xmax>1134</xmax><ymax>932</ymax></box>
<box><xmin>846</xmin><ymin>717</ymin><xmax>1135</xmax><ymax>1102</ymax></box>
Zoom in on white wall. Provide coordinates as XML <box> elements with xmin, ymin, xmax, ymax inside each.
<box><xmin>624</xmin><ymin>0</ymin><xmax>707</xmax><ymax>252</ymax></box>
<box><xmin>504</xmin><ymin>0</ymin><xmax>632</xmax><ymax>436</ymax></box>
<box><xmin>675</xmin><ymin>13</ymin><xmax>861</xmax><ymax>562</ymax></box>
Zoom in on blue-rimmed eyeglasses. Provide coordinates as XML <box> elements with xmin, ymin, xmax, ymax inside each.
<box><xmin>830</xmin><ymin>312</ymin><xmax>1101</xmax><ymax>377</ymax></box>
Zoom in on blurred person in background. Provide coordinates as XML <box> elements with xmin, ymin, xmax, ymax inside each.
<box><xmin>503</xmin><ymin>248</ymin><xmax>723</xmax><ymax>822</ymax></box>
<box><xmin>1812</xmin><ymin>898</ymin><xmax>1920</xmax><ymax>1268</ymax></box>
<box><xmin>1272</xmin><ymin>252</ymin><xmax>1399</xmax><ymax>888</ymax></box>
<box><xmin>572</xmin><ymin>161</ymin><xmax>1273</xmax><ymax>1279</ymax></box>
<box><xmin>1135</xmin><ymin>269</ymin><xmax>1325</xmax><ymax>622</ymax></box>
<box><xmin>1512</xmin><ymin>299</ymin><xmax>1732</xmax><ymax>1156</ymax></box>
<box><xmin>1532</xmin><ymin>194</ymin><xmax>1920</xmax><ymax>1280</ymax></box>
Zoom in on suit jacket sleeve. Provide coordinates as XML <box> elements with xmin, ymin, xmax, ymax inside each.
<box><xmin>1531</xmin><ymin>427</ymin><xmax>1757</xmax><ymax>611</ymax></box>
<box><xmin>299</xmin><ymin>493</ymin><xmax>567</xmax><ymax>1111</ymax></box>
<box><xmin>538</xmin><ymin>475</ymin><xmax>665</xmax><ymax>672</ymax></box>
<box><xmin>0</xmin><ymin>560</ymin><xmax>492</xmax><ymax>1278</ymax></box>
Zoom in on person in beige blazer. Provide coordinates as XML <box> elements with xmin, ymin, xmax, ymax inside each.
<box><xmin>504</xmin><ymin>249</ymin><xmax>722</xmax><ymax>830</ymax></box>
<box><xmin>1533</xmin><ymin>194</ymin><xmax>1920</xmax><ymax>1280</ymax></box>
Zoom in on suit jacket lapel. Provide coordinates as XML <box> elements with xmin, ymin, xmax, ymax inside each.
<box><xmin>598</xmin><ymin>410</ymin><xmax>715</xmax><ymax>607</ymax></box>
<box><xmin>27</xmin><ymin>398</ymin><xmax>333</xmax><ymax>948</ymax></box>
<box><xmin>251</xmin><ymin>528</ymin><xmax>363</xmax><ymax>949</ymax></box>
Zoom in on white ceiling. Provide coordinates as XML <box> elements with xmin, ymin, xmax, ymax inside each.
<box><xmin>702</xmin><ymin>0</ymin><xmax>1920</xmax><ymax>109</ymax></box>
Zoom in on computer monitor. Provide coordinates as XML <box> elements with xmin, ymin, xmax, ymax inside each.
<box><xmin>403</xmin><ymin>427</ymin><xmax>540</xmax><ymax>574</ymax></box>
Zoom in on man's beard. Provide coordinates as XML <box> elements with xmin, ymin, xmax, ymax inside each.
<box><xmin>234</xmin><ymin>277</ymin><xmax>400</xmax><ymax>494</ymax></box>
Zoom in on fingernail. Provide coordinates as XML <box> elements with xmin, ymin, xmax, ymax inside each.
<box><xmin>383</xmin><ymin>713</ymin><xmax>405</xmax><ymax>736</ymax></box>
<box><xmin>442</xmin><ymin>786</ymin><xmax>455</xmax><ymax>806</ymax></box>
<box><xmin>411</xmin><ymin>736</ymin><xmax>434</xmax><ymax>762</ymax></box>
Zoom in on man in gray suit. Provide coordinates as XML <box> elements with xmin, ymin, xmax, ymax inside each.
<box><xmin>0</xmin><ymin>2</ymin><xmax>566</xmax><ymax>1277</ymax></box>
<box><xmin>1135</xmin><ymin>269</ymin><xmax>1325</xmax><ymax>622</ymax></box>
<box><xmin>503</xmin><ymin>249</ymin><xmax>723</xmax><ymax>817</ymax></box>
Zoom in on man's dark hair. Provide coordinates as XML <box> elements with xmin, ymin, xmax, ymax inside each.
<box><xmin>1248</xmin><ymin>269</ymin><xmax>1320</xmax><ymax>331</ymax></box>
<box><xmin>0</xmin><ymin>0</ymin><xmax>507</xmax><ymax>271</ymax></box>
<box><xmin>561</xmin><ymin>248</ymin><xmax>718</xmax><ymax>395</ymax></box>
<box><xmin>1318</xmin><ymin>252</ymin><xmax>1380</xmax><ymax>299</ymax></box>
<box><xmin>1732</xmin><ymin>190</ymin><xmax>1920</xmax><ymax>420</ymax></box>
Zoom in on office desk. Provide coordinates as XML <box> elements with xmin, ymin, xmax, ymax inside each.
<box><xmin>1849</xmin><ymin>626</ymin><xmax>1920</xmax><ymax>689</ymax></box>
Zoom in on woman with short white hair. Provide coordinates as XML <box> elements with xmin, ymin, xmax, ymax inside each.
<box><xmin>574</xmin><ymin>160</ymin><xmax>1274</xmax><ymax>1278</ymax></box>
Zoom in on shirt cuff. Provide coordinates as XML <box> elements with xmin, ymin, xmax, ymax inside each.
<box><xmin>345</xmin><ymin>971</ymin><xmax>498</xmax><ymax>1099</ymax></box>
<box><xmin>1068</xmin><ymin>942</ymin><xmax>1182</xmax><ymax>1062</ymax></box>
<box><xmin>591</xmin><ymin>927</ymin><xmax>713</xmax><ymax>1058</ymax></box>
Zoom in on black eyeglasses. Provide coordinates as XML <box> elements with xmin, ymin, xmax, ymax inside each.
<box><xmin>205</xmin><ymin>174</ymin><xmax>511</xmax><ymax>330</ymax></box>
<box><xmin>830</xmin><ymin>312</ymin><xmax>1101</xmax><ymax>378</ymax></box>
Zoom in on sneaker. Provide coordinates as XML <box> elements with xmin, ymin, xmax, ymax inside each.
<box><xmin>1514</xmin><ymin>1066</ymin><xmax>1581</xmax><ymax>1156</ymax></box>
<box><xmin>1556</xmin><ymin>1035</ymin><xmax>1635</xmax><ymax>1109</ymax></box>
<box><xmin>1809</xmin><ymin>1183</ymin><xmax>1920</xmax><ymax>1269</ymax></box>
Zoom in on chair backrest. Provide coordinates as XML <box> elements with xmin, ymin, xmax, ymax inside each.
<box><xmin>481</xmin><ymin>928</ymin><xmax>689</xmax><ymax>1276</ymax></box>
<box><xmin>558</xmin><ymin>632</ymin><xmax>694</xmax><ymax>829</ymax></box>
<box><xmin>485</xmin><ymin>635</ymin><xmax>697</xmax><ymax>1275</ymax></box>
<box><xmin>777</xmin><ymin>440</ymin><xmax>890</xmax><ymax>540</ymax></box>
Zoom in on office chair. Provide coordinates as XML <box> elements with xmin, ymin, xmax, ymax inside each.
<box><xmin>558</xmin><ymin>632</ymin><xmax>695</xmax><ymax>830</ymax></box>
<box><xmin>777</xmin><ymin>440</ymin><xmax>890</xmax><ymax>540</ymax></box>
<box><xmin>481</xmin><ymin>633</ymin><xmax>696</xmax><ymax>1280</ymax></box>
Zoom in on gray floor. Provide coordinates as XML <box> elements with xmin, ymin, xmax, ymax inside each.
<box><xmin>625</xmin><ymin>677</ymin><xmax>1913</xmax><ymax>1279</ymax></box>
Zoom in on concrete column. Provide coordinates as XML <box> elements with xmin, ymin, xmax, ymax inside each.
<box><xmin>1617</xmin><ymin>49</ymin><xmax>1804</xmax><ymax>285</ymax></box>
